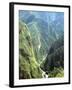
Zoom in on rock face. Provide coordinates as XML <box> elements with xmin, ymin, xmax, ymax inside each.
<box><xmin>19</xmin><ymin>21</ymin><xmax>42</xmax><ymax>79</ymax></box>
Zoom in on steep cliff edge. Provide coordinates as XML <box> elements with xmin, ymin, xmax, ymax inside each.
<box><xmin>19</xmin><ymin>21</ymin><xmax>43</xmax><ymax>79</ymax></box>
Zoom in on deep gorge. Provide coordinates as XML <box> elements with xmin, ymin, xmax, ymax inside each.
<box><xmin>19</xmin><ymin>11</ymin><xmax>64</xmax><ymax>79</ymax></box>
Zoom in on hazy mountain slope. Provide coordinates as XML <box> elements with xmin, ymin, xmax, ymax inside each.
<box><xmin>27</xmin><ymin>16</ymin><xmax>64</xmax><ymax>63</ymax></box>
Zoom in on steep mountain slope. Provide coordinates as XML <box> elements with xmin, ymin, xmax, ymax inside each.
<box><xmin>27</xmin><ymin>21</ymin><xmax>48</xmax><ymax>63</ymax></box>
<box><xmin>19</xmin><ymin>21</ymin><xmax>43</xmax><ymax>79</ymax></box>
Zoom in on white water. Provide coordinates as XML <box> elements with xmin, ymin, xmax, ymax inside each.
<box><xmin>42</xmin><ymin>70</ymin><xmax>48</xmax><ymax>78</ymax></box>
<box><xmin>38</xmin><ymin>36</ymin><xmax>41</xmax><ymax>50</ymax></box>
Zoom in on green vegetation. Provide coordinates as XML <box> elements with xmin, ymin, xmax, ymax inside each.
<box><xmin>19</xmin><ymin>21</ymin><xmax>42</xmax><ymax>79</ymax></box>
<box><xmin>48</xmin><ymin>67</ymin><xmax>64</xmax><ymax>78</ymax></box>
